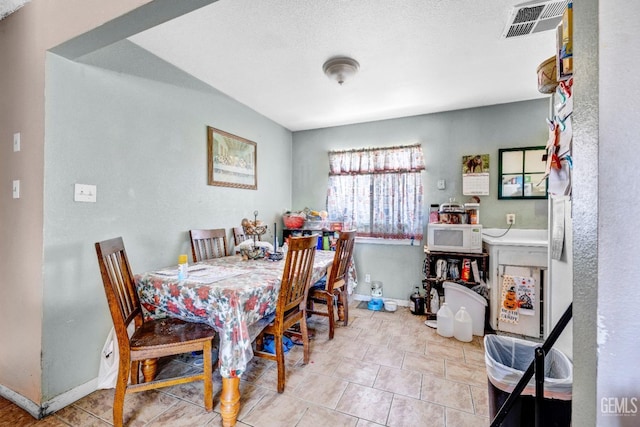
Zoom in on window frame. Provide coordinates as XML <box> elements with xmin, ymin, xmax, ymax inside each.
<box><xmin>498</xmin><ymin>146</ymin><xmax>548</xmax><ymax>200</ymax></box>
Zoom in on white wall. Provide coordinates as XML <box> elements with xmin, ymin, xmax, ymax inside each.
<box><xmin>587</xmin><ymin>1</ymin><xmax>640</xmax><ymax>425</ymax></box>
<box><xmin>292</xmin><ymin>99</ymin><xmax>549</xmax><ymax>301</ymax></box>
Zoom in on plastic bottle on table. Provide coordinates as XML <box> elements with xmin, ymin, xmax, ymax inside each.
<box><xmin>436</xmin><ymin>303</ymin><xmax>454</xmax><ymax>337</ymax></box>
<box><xmin>177</xmin><ymin>254</ymin><xmax>189</xmax><ymax>280</ymax></box>
<box><xmin>454</xmin><ymin>306</ymin><xmax>473</xmax><ymax>342</ymax></box>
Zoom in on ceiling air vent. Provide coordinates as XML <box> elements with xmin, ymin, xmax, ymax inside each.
<box><xmin>502</xmin><ymin>0</ymin><xmax>569</xmax><ymax>38</ymax></box>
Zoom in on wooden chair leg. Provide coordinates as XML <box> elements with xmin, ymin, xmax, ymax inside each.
<box><xmin>340</xmin><ymin>289</ymin><xmax>349</xmax><ymax>326</ymax></box>
<box><xmin>300</xmin><ymin>318</ymin><xmax>310</xmax><ymax>364</ymax></box>
<box><xmin>141</xmin><ymin>358</ymin><xmax>158</xmax><ymax>383</ymax></box>
<box><xmin>326</xmin><ymin>294</ymin><xmax>335</xmax><ymax>340</ymax></box>
<box><xmin>275</xmin><ymin>334</ymin><xmax>286</xmax><ymax>393</ymax></box>
<box><xmin>113</xmin><ymin>362</ymin><xmax>130</xmax><ymax>427</ymax></box>
<box><xmin>203</xmin><ymin>340</ymin><xmax>213</xmax><ymax>411</ymax></box>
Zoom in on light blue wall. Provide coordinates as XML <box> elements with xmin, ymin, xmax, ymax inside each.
<box><xmin>42</xmin><ymin>53</ymin><xmax>292</xmax><ymax>398</ymax></box>
<box><xmin>291</xmin><ymin>99</ymin><xmax>549</xmax><ymax>300</ymax></box>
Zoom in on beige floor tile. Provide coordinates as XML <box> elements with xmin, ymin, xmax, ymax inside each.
<box><xmin>145</xmin><ymin>400</ymin><xmax>219</xmax><ymax>426</ymax></box>
<box><xmin>362</xmin><ymin>344</ymin><xmax>405</xmax><ymax>369</ymax></box>
<box><xmin>322</xmin><ymin>337</ymin><xmax>371</xmax><ymax>361</ymax></box>
<box><xmin>470</xmin><ymin>385</ymin><xmax>490</xmax><ymax>417</ymax></box>
<box><xmin>72</xmin><ymin>388</ymin><xmax>116</xmax><ymax>420</ymax></box>
<box><xmin>305</xmin><ymin>349</ymin><xmax>341</xmax><ymax>375</ymax></box>
<box><xmin>26</xmin><ymin>303</ymin><xmax>494</xmax><ymax>427</ymax></box>
<box><xmin>387</xmin><ymin>394</ymin><xmax>445</xmax><ymax>427</ymax></box>
<box><xmin>51</xmin><ymin>405</ymin><xmax>112</xmax><ymax>426</ymax></box>
<box><xmin>332</xmin><ymin>356</ymin><xmax>380</xmax><ymax>387</ymax></box>
<box><xmin>373</xmin><ymin>365</ymin><xmax>422</xmax><ymax>399</ymax></box>
<box><xmin>349</xmin><ymin>317</ymin><xmax>382</xmax><ymax>331</ymax></box>
<box><xmin>241</xmin><ymin>393</ymin><xmax>307</xmax><ymax>426</ymax></box>
<box><xmin>355</xmin><ymin>420</ymin><xmax>385</xmax><ymax>427</ymax></box>
<box><xmin>240</xmin><ymin>355</ymin><xmax>274</xmax><ymax>383</ymax></box>
<box><xmin>119</xmin><ymin>390</ymin><xmax>182</xmax><ymax>426</ymax></box>
<box><xmin>357</xmin><ymin>329</ymin><xmax>392</xmax><ymax>347</ymax></box>
<box><xmin>296</xmin><ymin>404</ymin><xmax>358</xmax><ymax>427</ymax></box>
<box><xmin>387</xmin><ymin>332</ymin><xmax>428</xmax><ymax>354</ymax></box>
<box><xmin>162</xmin><ymin>378</ymin><xmax>218</xmax><ymax>407</ymax></box>
<box><xmin>463</xmin><ymin>345</ymin><xmax>486</xmax><ymax>367</ymax></box>
<box><xmin>335</xmin><ymin>383</ymin><xmax>393</xmax><ymax>425</ymax></box>
<box><xmin>294</xmin><ymin>373</ymin><xmax>349</xmax><ymax>408</ymax></box>
<box><xmin>445</xmin><ymin>407</ymin><xmax>489</xmax><ymax>427</ymax></box>
<box><xmin>445</xmin><ymin>360</ymin><xmax>488</xmax><ymax>388</ymax></box>
<box><xmin>255</xmin><ymin>361</ymin><xmax>312</xmax><ymax>395</ymax></box>
<box><xmin>402</xmin><ymin>352</ymin><xmax>445</xmax><ymax>378</ymax></box>
<box><xmin>421</xmin><ymin>375</ymin><xmax>474</xmax><ymax>413</ymax></box>
<box><xmin>426</xmin><ymin>340</ymin><xmax>466</xmax><ymax>361</ymax></box>
<box><xmin>213</xmin><ymin>382</ymin><xmax>273</xmax><ymax>419</ymax></box>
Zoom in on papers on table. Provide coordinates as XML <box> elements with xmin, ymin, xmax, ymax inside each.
<box><xmin>151</xmin><ymin>265</ymin><xmax>245</xmax><ymax>284</ymax></box>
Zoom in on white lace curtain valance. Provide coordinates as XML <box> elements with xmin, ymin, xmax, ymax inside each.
<box><xmin>329</xmin><ymin>144</ymin><xmax>425</xmax><ymax>176</ymax></box>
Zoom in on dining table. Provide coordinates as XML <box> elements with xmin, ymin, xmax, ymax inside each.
<box><xmin>135</xmin><ymin>250</ymin><xmax>335</xmax><ymax>427</ymax></box>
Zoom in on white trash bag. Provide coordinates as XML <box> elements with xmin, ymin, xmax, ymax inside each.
<box><xmin>484</xmin><ymin>334</ymin><xmax>573</xmax><ymax>400</ymax></box>
<box><xmin>97</xmin><ymin>327</ymin><xmax>119</xmax><ymax>389</ymax></box>
<box><xmin>97</xmin><ymin>323</ymin><xmax>135</xmax><ymax>389</ymax></box>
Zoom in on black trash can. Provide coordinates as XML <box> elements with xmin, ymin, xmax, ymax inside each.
<box><xmin>484</xmin><ymin>335</ymin><xmax>572</xmax><ymax>427</ymax></box>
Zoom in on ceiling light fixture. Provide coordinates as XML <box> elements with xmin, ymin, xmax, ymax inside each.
<box><xmin>323</xmin><ymin>57</ymin><xmax>360</xmax><ymax>85</ymax></box>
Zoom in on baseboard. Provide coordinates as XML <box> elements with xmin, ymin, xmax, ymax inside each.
<box><xmin>0</xmin><ymin>378</ymin><xmax>99</xmax><ymax>419</ymax></box>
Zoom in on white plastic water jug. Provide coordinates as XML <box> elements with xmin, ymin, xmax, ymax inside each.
<box><xmin>454</xmin><ymin>306</ymin><xmax>473</xmax><ymax>342</ymax></box>
<box><xmin>436</xmin><ymin>303</ymin><xmax>454</xmax><ymax>337</ymax></box>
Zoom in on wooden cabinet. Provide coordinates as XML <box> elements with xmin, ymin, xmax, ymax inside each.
<box><xmin>422</xmin><ymin>248</ymin><xmax>489</xmax><ymax>319</ymax></box>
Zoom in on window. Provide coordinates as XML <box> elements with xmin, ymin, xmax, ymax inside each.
<box><xmin>326</xmin><ymin>144</ymin><xmax>425</xmax><ymax>240</ymax></box>
<box><xmin>498</xmin><ymin>146</ymin><xmax>548</xmax><ymax>199</ymax></box>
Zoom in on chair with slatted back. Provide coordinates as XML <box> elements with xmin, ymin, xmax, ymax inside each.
<box><xmin>253</xmin><ymin>235</ymin><xmax>318</xmax><ymax>393</ymax></box>
<box><xmin>189</xmin><ymin>228</ymin><xmax>228</xmax><ymax>262</ymax></box>
<box><xmin>95</xmin><ymin>237</ymin><xmax>216</xmax><ymax>427</ymax></box>
<box><xmin>232</xmin><ymin>227</ymin><xmax>248</xmax><ymax>246</ymax></box>
<box><xmin>307</xmin><ymin>230</ymin><xmax>356</xmax><ymax>339</ymax></box>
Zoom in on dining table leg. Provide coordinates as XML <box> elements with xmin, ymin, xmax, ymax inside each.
<box><xmin>220</xmin><ymin>376</ymin><xmax>240</xmax><ymax>427</ymax></box>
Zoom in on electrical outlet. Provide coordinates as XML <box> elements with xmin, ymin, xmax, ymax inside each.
<box><xmin>365</xmin><ymin>274</ymin><xmax>371</xmax><ymax>283</ymax></box>
<box><xmin>506</xmin><ymin>213</ymin><xmax>516</xmax><ymax>225</ymax></box>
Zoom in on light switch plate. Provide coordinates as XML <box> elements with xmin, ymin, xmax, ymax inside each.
<box><xmin>13</xmin><ymin>133</ymin><xmax>20</xmax><ymax>152</ymax></box>
<box><xmin>12</xmin><ymin>180</ymin><xmax>20</xmax><ymax>198</ymax></box>
<box><xmin>437</xmin><ymin>179</ymin><xmax>446</xmax><ymax>190</ymax></box>
<box><xmin>74</xmin><ymin>183</ymin><xmax>97</xmax><ymax>202</ymax></box>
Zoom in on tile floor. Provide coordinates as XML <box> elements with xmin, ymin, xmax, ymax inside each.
<box><xmin>0</xmin><ymin>301</ymin><xmax>490</xmax><ymax>426</ymax></box>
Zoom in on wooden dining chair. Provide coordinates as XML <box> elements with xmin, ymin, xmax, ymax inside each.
<box><xmin>307</xmin><ymin>230</ymin><xmax>356</xmax><ymax>339</ymax></box>
<box><xmin>253</xmin><ymin>235</ymin><xmax>318</xmax><ymax>393</ymax></box>
<box><xmin>232</xmin><ymin>227</ymin><xmax>248</xmax><ymax>246</ymax></box>
<box><xmin>95</xmin><ymin>237</ymin><xmax>216</xmax><ymax>427</ymax></box>
<box><xmin>189</xmin><ymin>228</ymin><xmax>228</xmax><ymax>262</ymax></box>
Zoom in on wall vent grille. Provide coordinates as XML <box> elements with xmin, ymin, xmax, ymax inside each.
<box><xmin>502</xmin><ymin>0</ymin><xmax>568</xmax><ymax>38</ymax></box>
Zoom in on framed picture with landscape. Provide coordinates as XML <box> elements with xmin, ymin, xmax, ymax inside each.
<box><xmin>207</xmin><ymin>126</ymin><xmax>257</xmax><ymax>190</ymax></box>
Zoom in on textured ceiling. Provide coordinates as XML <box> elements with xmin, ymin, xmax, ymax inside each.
<box><xmin>128</xmin><ymin>0</ymin><xmax>557</xmax><ymax>131</ymax></box>
<box><xmin>0</xmin><ymin>0</ymin><xmax>29</xmax><ymax>20</ymax></box>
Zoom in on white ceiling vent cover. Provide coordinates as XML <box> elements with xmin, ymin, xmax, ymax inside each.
<box><xmin>502</xmin><ymin>0</ymin><xmax>569</xmax><ymax>38</ymax></box>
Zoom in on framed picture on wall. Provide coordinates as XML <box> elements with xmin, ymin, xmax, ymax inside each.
<box><xmin>207</xmin><ymin>126</ymin><xmax>257</xmax><ymax>190</ymax></box>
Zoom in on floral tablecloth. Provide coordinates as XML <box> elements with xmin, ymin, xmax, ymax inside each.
<box><xmin>135</xmin><ymin>251</ymin><xmax>334</xmax><ymax>378</ymax></box>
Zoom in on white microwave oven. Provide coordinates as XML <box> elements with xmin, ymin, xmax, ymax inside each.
<box><xmin>427</xmin><ymin>224</ymin><xmax>483</xmax><ymax>253</ymax></box>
